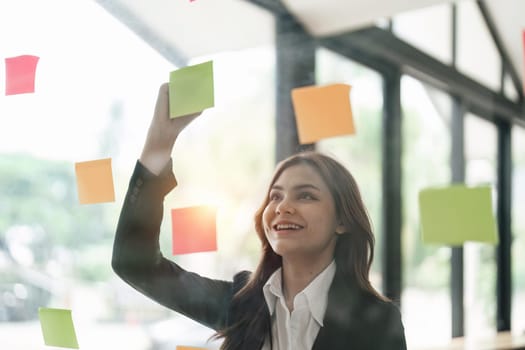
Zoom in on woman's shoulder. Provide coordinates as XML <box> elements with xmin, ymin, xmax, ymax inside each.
<box><xmin>232</xmin><ymin>270</ymin><xmax>252</xmax><ymax>291</ymax></box>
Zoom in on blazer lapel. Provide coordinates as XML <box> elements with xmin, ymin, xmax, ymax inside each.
<box><xmin>312</xmin><ymin>269</ymin><xmax>362</xmax><ymax>350</ymax></box>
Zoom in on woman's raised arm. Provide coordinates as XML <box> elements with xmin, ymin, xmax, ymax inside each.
<box><xmin>112</xmin><ymin>83</ymin><xmax>233</xmax><ymax>331</ymax></box>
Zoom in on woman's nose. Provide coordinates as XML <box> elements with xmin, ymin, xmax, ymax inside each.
<box><xmin>276</xmin><ymin>198</ymin><xmax>295</xmax><ymax>214</ymax></box>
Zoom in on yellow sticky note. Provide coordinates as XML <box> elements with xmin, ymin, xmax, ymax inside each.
<box><xmin>38</xmin><ymin>307</ymin><xmax>79</xmax><ymax>349</ymax></box>
<box><xmin>169</xmin><ymin>61</ymin><xmax>214</xmax><ymax>118</ymax></box>
<box><xmin>176</xmin><ymin>347</ymin><xmax>207</xmax><ymax>350</ymax></box>
<box><xmin>418</xmin><ymin>185</ymin><xmax>499</xmax><ymax>246</ymax></box>
<box><xmin>291</xmin><ymin>84</ymin><xmax>355</xmax><ymax>144</ymax></box>
<box><xmin>74</xmin><ymin>158</ymin><xmax>115</xmax><ymax>204</ymax></box>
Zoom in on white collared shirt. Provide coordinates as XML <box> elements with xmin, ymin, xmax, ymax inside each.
<box><xmin>261</xmin><ymin>261</ymin><xmax>336</xmax><ymax>350</ymax></box>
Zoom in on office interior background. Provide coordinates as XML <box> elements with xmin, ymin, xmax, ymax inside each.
<box><xmin>0</xmin><ymin>0</ymin><xmax>524</xmax><ymax>349</ymax></box>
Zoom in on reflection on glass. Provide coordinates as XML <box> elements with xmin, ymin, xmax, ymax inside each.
<box><xmin>457</xmin><ymin>1</ymin><xmax>501</xmax><ymax>91</ymax></box>
<box><xmin>392</xmin><ymin>3</ymin><xmax>452</xmax><ymax>64</ymax></box>
<box><xmin>464</xmin><ymin>114</ymin><xmax>497</xmax><ymax>337</ymax></box>
<box><xmin>512</xmin><ymin>126</ymin><xmax>525</xmax><ymax>333</ymax></box>
<box><xmin>400</xmin><ymin>76</ymin><xmax>451</xmax><ymax>347</ymax></box>
<box><xmin>315</xmin><ymin>48</ymin><xmax>383</xmax><ymax>292</ymax></box>
<box><xmin>0</xmin><ymin>1</ymin><xmax>275</xmax><ymax>349</ymax></box>
<box><xmin>504</xmin><ymin>73</ymin><xmax>519</xmax><ymax>102</ymax></box>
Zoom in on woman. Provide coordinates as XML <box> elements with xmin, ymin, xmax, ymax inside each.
<box><xmin>112</xmin><ymin>83</ymin><xmax>407</xmax><ymax>350</ymax></box>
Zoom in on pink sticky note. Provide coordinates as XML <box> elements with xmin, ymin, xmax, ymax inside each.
<box><xmin>5</xmin><ymin>55</ymin><xmax>40</xmax><ymax>95</ymax></box>
<box><xmin>171</xmin><ymin>206</ymin><xmax>217</xmax><ymax>255</ymax></box>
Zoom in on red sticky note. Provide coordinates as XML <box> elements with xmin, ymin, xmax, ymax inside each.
<box><xmin>5</xmin><ymin>55</ymin><xmax>40</xmax><ymax>95</ymax></box>
<box><xmin>291</xmin><ymin>84</ymin><xmax>355</xmax><ymax>144</ymax></box>
<box><xmin>171</xmin><ymin>206</ymin><xmax>217</xmax><ymax>255</ymax></box>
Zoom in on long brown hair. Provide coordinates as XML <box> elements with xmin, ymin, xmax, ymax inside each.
<box><xmin>216</xmin><ymin>151</ymin><xmax>386</xmax><ymax>349</ymax></box>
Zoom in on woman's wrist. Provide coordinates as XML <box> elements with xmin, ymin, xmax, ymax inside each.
<box><xmin>139</xmin><ymin>148</ymin><xmax>172</xmax><ymax>176</ymax></box>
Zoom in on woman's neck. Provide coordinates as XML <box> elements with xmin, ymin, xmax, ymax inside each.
<box><xmin>280</xmin><ymin>256</ymin><xmax>333</xmax><ymax>312</ymax></box>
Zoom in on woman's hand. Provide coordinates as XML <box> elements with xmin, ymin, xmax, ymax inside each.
<box><xmin>140</xmin><ymin>82</ymin><xmax>201</xmax><ymax>174</ymax></box>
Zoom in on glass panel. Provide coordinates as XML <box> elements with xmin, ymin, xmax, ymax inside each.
<box><xmin>392</xmin><ymin>3</ymin><xmax>452</xmax><ymax>64</ymax></box>
<box><xmin>375</xmin><ymin>18</ymin><xmax>392</xmax><ymax>30</ymax></box>
<box><xmin>464</xmin><ymin>114</ymin><xmax>498</xmax><ymax>337</ymax></box>
<box><xmin>400</xmin><ymin>75</ymin><xmax>452</xmax><ymax>348</ymax></box>
<box><xmin>512</xmin><ymin>126</ymin><xmax>525</xmax><ymax>333</ymax></box>
<box><xmin>0</xmin><ymin>1</ymin><xmax>275</xmax><ymax>349</ymax></box>
<box><xmin>457</xmin><ymin>0</ymin><xmax>502</xmax><ymax>91</ymax></box>
<box><xmin>315</xmin><ymin>48</ymin><xmax>384</xmax><ymax>291</ymax></box>
<box><xmin>504</xmin><ymin>73</ymin><xmax>519</xmax><ymax>102</ymax></box>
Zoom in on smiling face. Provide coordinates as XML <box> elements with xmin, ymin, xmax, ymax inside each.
<box><xmin>262</xmin><ymin>163</ymin><xmax>345</xmax><ymax>263</ymax></box>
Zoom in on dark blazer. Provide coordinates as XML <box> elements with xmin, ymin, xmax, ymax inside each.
<box><xmin>112</xmin><ymin>161</ymin><xmax>407</xmax><ymax>350</ymax></box>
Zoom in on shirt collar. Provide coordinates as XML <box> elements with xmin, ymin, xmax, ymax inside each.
<box><xmin>262</xmin><ymin>260</ymin><xmax>336</xmax><ymax>326</ymax></box>
<box><xmin>263</xmin><ymin>267</ymin><xmax>283</xmax><ymax>315</ymax></box>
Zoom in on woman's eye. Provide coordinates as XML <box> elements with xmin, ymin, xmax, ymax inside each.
<box><xmin>269</xmin><ymin>192</ymin><xmax>281</xmax><ymax>201</ymax></box>
<box><xmin>299</xmin><ymin>192</ymin><xmax>316</xmax><ymax>200</ymax></box>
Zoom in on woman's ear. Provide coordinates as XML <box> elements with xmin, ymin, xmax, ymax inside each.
<box><xmin>335</xmin><ymin>223</ymin><xmax>346</xmax><ymax>235</ymax></box>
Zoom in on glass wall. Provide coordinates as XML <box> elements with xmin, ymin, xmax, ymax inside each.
<box><xmin>0</xmin><ymin>1</ymin><xmax>275</xmax><ymax>349</ymax></box>
<box><xmin>457</xmin><ymin>1</ymin><xmax>501</xmax><ymax>91</ymax></box>
<box><xmin>400</xmin><ymin>75</ymin><xmax>452</xmax><ymax>348</ymax></box>
<box><xmin>315</xmin><ymin>48</ymin><xmax>384</xmax><ymax>291</ymax></box>
<box><xmin>392</xmin><ymin>3</ymin><xmax>452</xmax><ymax>64</ymax></box>
<box><xmin>2</xmin><ymin>0</ymin><xmax>523</xmax><ymax>348</ymax></box>
<box><xmin>464</xmin><ymin>114</ymin><xmax>498</xmax><ymax>337</ymax></box>
<box><xmin>512</xmin><ymin>126</ymin><xmax>525</xmax><ymax>333</ymax></box>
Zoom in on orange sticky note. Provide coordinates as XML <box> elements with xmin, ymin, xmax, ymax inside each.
<box><xmin>291</xmin><ymin>84</ymin><xmax>355</xmax><ymax>144</ymax></box>
<box><xmin>171</xmin><ymin>206</ymin><xmax>217</xmax><ymax>255</ymax></box>
<box><xmin>74</xmin><ymin>158</ymin><xmax>115</xmax><ymax>204</ymax></box>
<box><xmin>176</xmin><ymin>346</ymin><xmax>207</xmax><ymax>350</ymax></box>
<box><xmin>5</xmin><ymin>55</ymin><xmax>40</xmax><ymax>95</ymax></box>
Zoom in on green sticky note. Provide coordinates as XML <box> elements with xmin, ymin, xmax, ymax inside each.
<box><xmin>418</xmin><ymin>185</ymin><xmax>499</xmax><ymax>246</ymax></box>
<box><xmin>38</xmin><ymin>307</ymin><xmax>79</xmax><ymax>349</ymax></box>
<box><xmin>169</xmin><ymin>60</ymin><xmax>214</xmax><ymax>118</ymax></box>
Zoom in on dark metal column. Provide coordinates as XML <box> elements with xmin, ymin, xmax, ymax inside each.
<box><xmin>450</xmin><ymin>97</ymin><xmax>466</xmax><ymax>337</ymax></box>
<box><xmin>496</xmin><ymin>120</ymin><xmax>512</xmax><ymax>331</ymax></box>
<box><xmin>382</xmin><ymin>68</ymin><xmax>403</xmax><ymax>304</ymax></box>
<box><xmin>275</xmin><ymin>14</ymin><xmax>315</xmax><ymax>162</ymax></box>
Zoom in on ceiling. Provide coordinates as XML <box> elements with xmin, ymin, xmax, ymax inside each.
<box><xmin>95</xmin><ymin>0</ymin><xmax>524</xmax><ymax>94</ymax></box>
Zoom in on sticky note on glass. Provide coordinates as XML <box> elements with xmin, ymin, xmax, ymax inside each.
<box><xmin>418</xmin><ymin>185</ymin><xmax>498</xmax><ymax>245</ymax></box>
<box><xmin>171</xmin><ymin>206</ymin><xmax>217</xmax><ymax>255</ymax></box>
<box><xmin>169</xmin><ymin>61</ymin><xmax>214</xmax><ymax>118</ymax></box>
<box><xmin>74</xmin><ymin>158</ymin><xmax>115</xmax><ymax>204</ymax></box>
<box><xmin>38</xmin><ymin>307</ymin><xmax>79</xmax><ymax>349</ymax></box>
<box><xmin>5</xmin><ymin>55</ymin><xmax>40</xmax><ymax>95</ymax></box>
<box><xmin>291</xmin><ymin>84</ymin><xmax>355</xmax><ymax>144</ymax></box>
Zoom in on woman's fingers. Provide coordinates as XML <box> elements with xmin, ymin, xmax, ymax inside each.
<box><xmin>139</xmin><ymin>83</ymin><xmax>202</xmax><ymax>174</ymax></box>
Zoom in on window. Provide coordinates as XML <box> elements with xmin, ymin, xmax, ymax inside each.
<box><xmin>392</xmin><ymin>3</ymin><xmax>452</xmax><ymax>64</ymax></box>
<box><xmin>0</xmin><ymin>1</ymin><xmax>275</xmax><ymax>349</ymax></box>
<box><xmin>503</xmin><ymin>73</ymin><xmax>519</xmax><ymax>102</ymax></box>
<box><xmin>512</xmin><ymin>126</ymin><xmax>525</xmax><ymax>333</ymax></box>
<box><xmin>464</xmin><ymin>114</ymin><xmax>498</xmax><ymax>337</ymax></box>
<box><xmin>400</xmin><ymin>75</ymin><xmax>452</xmax><ymax>347</ymax></box>
<box><xmin>316</xmin><ymin>48</ymin><xmax>384</xmax><ymax>291</ymax></box>
<box><xmin>457</xmin><ymin>1</ymin><xmax>501</xmax><ymax>91</ymax></box>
